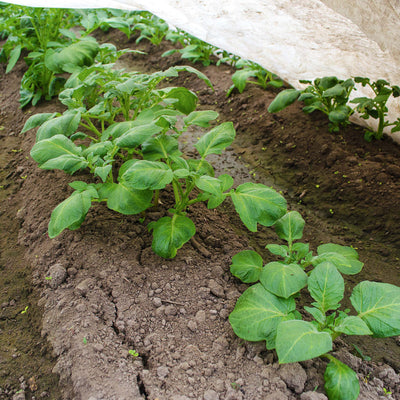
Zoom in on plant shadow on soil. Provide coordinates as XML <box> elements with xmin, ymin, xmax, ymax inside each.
<box><xmin>0</xmin><ymin>28</ymin><xmax>399</xmax><ymax>399</ymax></box>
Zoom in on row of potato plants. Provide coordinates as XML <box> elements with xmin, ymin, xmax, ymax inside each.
<box><xmin>2</xmin><ymin>6</ymin><xmax>400</xmax><ymax>400</ymax></box>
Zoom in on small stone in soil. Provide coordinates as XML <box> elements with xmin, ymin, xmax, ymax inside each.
<box><xmin>157</xmin><ymin>366</ymin><xmax>169</xmax><ymax>379</ymax></box>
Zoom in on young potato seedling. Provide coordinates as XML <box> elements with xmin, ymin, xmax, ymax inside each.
<box><xmin>268</xmin><ymin>76</ymin><xmax>354</xmax><ymax>133</ymax></box>
<box><xmin>229</xmin><ymin>210</ymin><xmax>400</xmax><ymax>400</ymax></box>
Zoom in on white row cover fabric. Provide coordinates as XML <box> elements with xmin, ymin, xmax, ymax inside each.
<box><xmin>5</xmin><ymin>0</ymin><xmax>400</xmax><ymax>141</ymax></box>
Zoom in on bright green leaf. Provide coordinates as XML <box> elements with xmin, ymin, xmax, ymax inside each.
<box><xmin>163</xmin><ymin>87</ymin><xmax>198</xmax><ymax>114</ymax></box>
<box><xmin>22</xmin><ymin>113</ymin><xmax>58</xmax><ymax>134</ymax></box>
<box><xmin>268</xmin><ymin>89</ymin><xmax>300</xmax><ymax>113</ymax></box>
<box><xmin>45</xmin><ymin>39</ymin><xmax>99</xmax><ymax>74</ymax></box>
<box><xmin>142</xmin><ymin>135</ymin><xmax>181</xmax><ymax>161</ymax></box>
<box><xmin>100</xmin><ymin>183</ymin><xmax>152</xmax><ymax>215</ymax></box>
<box><xmin>115</xmin><ymin>123</ymin><xmax>163</xmax><ymax>149</ymax></box>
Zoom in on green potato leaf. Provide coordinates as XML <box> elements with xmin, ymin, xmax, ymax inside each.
<box><xmin>231</xmin><ymin>69</ymin><xmax>256</xmax><ymax>93</ymax></box>
<box><xmin>308</xmin><ymin>262</ymin><xmax>344</xmax><ymax>313</ymax></box>
<box><xmin>45</xmin><ymin>39</ymin><xmax>99</xmax><ymax>74</ymax></box>
<box><xmin>36</xmin><ymin>111</ymin><xmax>81</xmax><ymax>142</ymax></box>
<box><xmin>148</xmin><ymin>215</ymin><xmax>196</xmax><ymax>259</ymax></box>
<box><xmin>230</xmin><ymin>250</ymin><xmax>264</xmax><ymax>283</ymax></box>
<box><xmin>266</xmin><ymin>244</ymin><xmax>289</xmax><ymax>258</ymax></box>
<box><xmin>194</xmin><ymin>122</ymin><xmax>236</xmax><ymax>157</ymax></box>
<box><xmin>324</xmin><ymin>356</ymin><xmax>360</xmax><ymax>400</ymax></box>
<box><xmin>99</xmin><ymin>182</ymin><xmax>152</xmax><ymax>215</ymax></box>
<box><xmin>21</xmin><ymin>112</ymin><xmax>58</xmax><ymax>134</ymax></box>
<box><xmin>48</xmin><ymin>189</ymin><xmax>95</xmax><ymax>238</ymax></box>
<box><xmin>334</xmin><ymin>316</ymin><xmax>372</xmax><ymax>336</ymax></box>
<box><xmin>229</xmin><ymin>283</ymin><xmax>296</xmax><ymax>342</ymax></box>
<box><xmin>163</xmin><ymin>87</ymin><xmax>198</xmax><ymax>114</ymax></box>
<box><xmin>183</xmin><ymin>110</ymin><xmax>219</xmax><ymax>128</ymax></box>
<box><xmin>350</xmin><ymin>281</ymin><xmax>400</xmax><ymax>337</ymax></box>
<box><xmin>315</xmin><ymin>244</ymin><xmax>363</xmax><ymax>275</ymax></box>
<box><xmin>122</xmin><ymin>160</ymin><xmax>174</xmax><ymax>190</ymax></box>
<box><xmin>31</xmin><ymin>134</ymin><xmax>87</xmax><ymax>174</ymax></box>
<box><xmin>274</xmin><ymin>211</ymin><xmax>305</xmax><ymax>242</ymax></box>
<box><xmin>142</xmin><ymin>135</ymin><xmax>181</xmax><ymax>161</ymax></box>
<box><xmin>276</xmin><ymin>320</ymin><xmax>332</xmax><ymax>363</ymax></box>
<box><xmin>115</xmin><ymin>123</ymin><xmax>163</xmax><ymax>149</ymax></box>
<box><xmin>6</xmin><ymin>44</ymin><xmax>22</xmax><ymax>74</ymax></box>
<box><xmin>268</xmin><ymin>89</ymin><xmax>300</xmax><ymax>113</ymax></box>
<box><xmin>231</xmin><ymin>182</ymin><xmax>287</xmax><ymax>232</ymax></box>
<box><xmin>260</xmin><ymin>262</ymin><xmax>308</xmax><ymax>299</ymax></box>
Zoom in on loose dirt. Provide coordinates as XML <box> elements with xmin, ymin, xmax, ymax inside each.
<box><xmin>0</xmin><ymin>29</ymin><xmax>399</xmax><ymax>400</ymax></box>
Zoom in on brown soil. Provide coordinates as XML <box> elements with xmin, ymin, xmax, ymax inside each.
<box><xmin>0</xmin><ymin>29</ymin><xmax>399</xmax><ymax>400</ymax></box>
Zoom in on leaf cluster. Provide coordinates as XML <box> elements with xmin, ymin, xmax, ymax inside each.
<box><xmin>227</xmin><ymin>59</ymin><xmax>283</xmax><ymax>97</ymax></box>
<box><xmin>24</xmin><ymin>59</ymin><xmax>291</xmax><ymax>259</ymax></box>
<box><xmin>351</xmin><ymin>77</ymin><xmax>400</xmax><ymax>141</ymax></box>
<box><xmin>268</xmin><ymin>77</ymin><xmax>354</xmax><ymax>132</ymax></box>
<box><xmin>229</xmin><ymin>210</ymin><xmax>400</xmax><ymax>399</ymax></box>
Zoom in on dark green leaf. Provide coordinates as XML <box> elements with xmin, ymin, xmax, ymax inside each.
<box><xmin>268</xmin><ymin>89</ymin><xmax>300</xmax><ymax>113</ymax></box>
<box><xmin>149</xmin><ymin>215</ymin><xmax>196</xmax><ymax>258</ymax></box>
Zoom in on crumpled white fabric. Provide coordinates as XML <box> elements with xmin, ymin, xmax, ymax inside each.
<box><xmin>5</xmin><ymin>0</ymin><xmax>400</xmax><ymax>141</ymax></box>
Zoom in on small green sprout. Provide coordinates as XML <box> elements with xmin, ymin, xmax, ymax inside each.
<box><xmin>383</xmin><ymin>388</ymin><xmax>392</xmax><ymax>396</ymax></box>
<box><xmin>45</xmin><ymin>276</ymin><xmax>52</xmax><ymax>280</ymax></box>
<box><xmin>20</xmin><ymin>306</ymin><xmax>29</xmax><ymax>314</ymax></box>
<box><xmin>129</xmin><ymin>349</ymin><xmax>139</xmax><ymax>358</ymax></box>
<box><xmin>83</xmin><ymin>337</ymin><xmax>87</xmax><ymax>345</ymax></box>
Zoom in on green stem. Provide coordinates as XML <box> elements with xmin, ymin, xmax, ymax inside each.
<box><xmin>81</xmin><ymin>118</ymin><xmax>102</xmax><ymax>138</ymax></box>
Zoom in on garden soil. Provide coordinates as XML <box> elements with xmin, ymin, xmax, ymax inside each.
<box><xmin>1</xmin><ymin>29</ymin><xmax>400</xmax><ymax>400</ymax></box>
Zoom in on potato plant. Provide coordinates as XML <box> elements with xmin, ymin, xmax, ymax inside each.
<box><xmin>268</xmin><ymin>77</ymin><xmax>354</xmax><ymax>132</ymax></box>
<box><xmin>229</xmin><ymin>210</ymin><xmax>400</xmax><ymax>399</ymax></box>
<box><xmin>24</xmin><ymin>63</ymin><xmax>288</xmax><ymax>258</ymax></box>
<box><xmin>351</xmin><ymin>77</ymin><xmax>400</xmax><ymax>141</ymax></box>
<box><xmin>227</xmin><ymin>59</ymin><xmax>283</xmax><ymax>96</ymax></box>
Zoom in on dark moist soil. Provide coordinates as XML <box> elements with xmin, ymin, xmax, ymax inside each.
<box><xmin>0</xmin><ymin>28</ymin><xmax>399</xmax><ymax>400</ymax></box>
